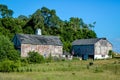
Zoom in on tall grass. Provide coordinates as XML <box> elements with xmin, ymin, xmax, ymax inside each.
<box><xmin>0</xmin><ymin>59</ymin><xmax>120</xmax><ymax>80</ymax></box>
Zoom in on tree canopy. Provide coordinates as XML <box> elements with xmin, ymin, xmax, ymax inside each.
<box><xmin>0</xmin><ymin>4</ymin><xmax>97</xmax><ymax>52</ymax></box>
<box><xmin>0</xmin><ymin>4</ymin><xmax>13</xmax><ymax>18</ymax></box>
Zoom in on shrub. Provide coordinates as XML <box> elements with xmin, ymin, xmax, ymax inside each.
<box><xmin>20</xmin><ymin>58</ymin><xmax>28</xmax><ymax>66</ymax></box>
<box><xmin>0</xmin><ymin>35</ymin><xmax>20</xmax><ymax>61</ymax></box>
<box><xmin>108</xmin><ymin>50</ymin><xmax>115</xmax><ymax>58</ymax></box>
<box><xmin>27</xmin><ymin>51</ymin><xmax>44</xmax><ymax>64</ymax></box>
<box><xmin>0</xmin><ymin>59</ymin><xmax>21</xmax><ymax>72</ymax></box>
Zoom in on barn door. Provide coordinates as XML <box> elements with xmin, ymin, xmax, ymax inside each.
<box><xmin>82</xmin><ymin>54</ymin><xmax>88</xmax><ymax>60</ymax></box>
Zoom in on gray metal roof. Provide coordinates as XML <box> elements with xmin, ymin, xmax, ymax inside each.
<box><xmin>72</xmin><ymin>38</ymin><xmax>106</xmax><ymax>45</ymax></box>
<box><xmin>16</xmin><ymin>34</ymin><xmax>63</xmax><ymax>46</ymax></box>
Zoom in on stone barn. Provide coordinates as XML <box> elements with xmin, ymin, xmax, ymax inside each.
<box><xmin>12</xmin><ymin>34</ymin><xmax>63</xmax><ymax>57</ymax></box>
<box><xmin>72</xmin><ymin>38</ymin><xmax>112</xmax><ymax>60</ymax></box>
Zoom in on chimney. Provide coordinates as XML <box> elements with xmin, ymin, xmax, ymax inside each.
<box><xmin>35</xmin><ymin>28</ymin><xmax>41</xmax><ymax>35</ymax></box>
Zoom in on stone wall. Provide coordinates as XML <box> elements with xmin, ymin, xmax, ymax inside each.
<box><xmin>21</xmin><ymin>44</ymin><xmax>63</xmax><ymax>57</ymax></box>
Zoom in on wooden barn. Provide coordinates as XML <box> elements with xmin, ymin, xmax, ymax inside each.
<box><xmin>12</xmin><ymin>33</ymin><xmax>63</xmax><ymax>57</ymax></box>
<box><xmin>72</xmin><ymin>38</ymin><xmax>112</xmax><ymax>60</ymax></box>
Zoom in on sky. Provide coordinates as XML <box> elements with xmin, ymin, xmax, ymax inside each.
<box><xmin>0</xmin><ymin>0</ymin><xmax>120</xmax><ymax>53</ymax></box>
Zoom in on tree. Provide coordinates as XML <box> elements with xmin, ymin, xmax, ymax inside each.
<box><xmin>108</xmin><ymin>50</ymin><xmax>115</xmax><ymax>58</ymax></box>
<box><xmin>69</xmin><ymin>17</ymin><xmax>80</xmax><ymax>31</ymax></box>
<box><xmin>0</xmin><ymin>4</ymin><xmax>13</xmax><ymax>18</ymax></box>
<box><xmin>23</xmin><ymin>9</ymin><xmax>45</xmax><ymax>34</ymax></box>
<box><xmin>18</xmin><ymin>15</ymin><xmax>28</xmax><ymax>21</ymax></box>
<box><xmin>0</xmin><ymin>35</ymin><xmax>20</xmax><ymax>61</ymax></box>
<box><xmin>0</xmin><ymin>18</ymin><xmax>23</xmax><ymax>39</ymax></box>
<box><xmin>88</xmin><ymin>21</ymin><xmax>96</xmax><ymax>30</ymax></box>
<box><xmin>0</xmin><ymin>5</ymin><xmax>97</xmax><ymax>53</ymax></box>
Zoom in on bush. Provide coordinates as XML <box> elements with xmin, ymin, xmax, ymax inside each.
<box><xmin>0</xmin><ymin>59</ymin><xmax>21</xmax><ymax>72</ymax></box>
<box><xmin>20</xmin><ymin>58</ymin><xmax>28</xmax><ymax>66</ymax></box>
<box><xmin>27</xmin><ymin>51</ymin><xmax>44</xmax><ymax>64</ymax></box>
<box><xmin>0</xmin><ymin>35</ymin><xmax>20</xmax><ymax>61</ymax></box>
<box><xmin>108</xmin><ymin>50</ymin><xmax>115</xmax><ymax>58</ymax></box>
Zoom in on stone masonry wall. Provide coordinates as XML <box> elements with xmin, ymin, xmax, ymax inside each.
<box><xmin>21</xmin><ymin>44</ymin><xmax>63</xmax><ymax>57</ymax></box>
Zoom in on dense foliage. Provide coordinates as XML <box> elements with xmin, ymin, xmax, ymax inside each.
<box><xmin>0</xmin><ymin>4</ymin><xmax>13</xmax><ymax>18</ymax></box>
<box><xmin>0</xmin><ymin>4</ymin><xmax>97</xmax><ymax>53</ymax></box>
<box><xmin>0</xmin><ymin>59</ymin><xmax>21</xmax><ymax>72</ymax></box>
<box><xmin>0</xmin><ymin>34</ymin><xmax>20</xmax><ymax>72</ymax></box>
<box><xmin>0</xmin><ymin>35</ymin><xmax>20</xmax><ymax>61</ymax></box>
<box><xmin>27</xmin><ymin>51</ymin><xmax>44</xmax><ymax>63</ymax></box>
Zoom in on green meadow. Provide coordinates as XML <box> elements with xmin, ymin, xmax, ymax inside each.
<box><xmin>0</xmin><ymin>59</ymin><xmax>120</xmax><ymax>80</ymax></box>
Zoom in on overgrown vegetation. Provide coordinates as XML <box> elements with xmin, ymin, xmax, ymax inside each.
<box><xmin>108</xmin><ymin>50</ymin><xmax>116</xmax><ymax>58</ymax></box>
<box><xmin>0</xmin><ymin>35</ymin><xmax>20</xmax><ymax>61</ymax></box>
<box><xmin>27</xmin><ymin>51</ymin><xmax>45</xmax><ymax>64</ymax></box>
<box><xmin>0</xmin><ymin>59</ymin><xmax>119</xmax><ymax>80</ymax></box>
<box><xmin>0</xmin><ymin>59</ymin><xmax>21</xmax><ymax>72</ymax></box>
<box><xmin>0</xmin><ymin>35</ymin><xmax>21</xmax><ymax>72</ymax></box>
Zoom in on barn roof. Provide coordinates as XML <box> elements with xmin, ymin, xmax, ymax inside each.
<box><xmin>15</xmin><ymin>34</ymin><xmax>63</xmax><ymax>46</ymax></box>
<box><xmin>72</xmin><ymin>38</ymin><xmax>107</xmax><ymax>45</ymax></box>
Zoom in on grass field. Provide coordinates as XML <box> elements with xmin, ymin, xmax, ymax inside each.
<box><xmin>0</xmin><ymin>59</ymin><xmax>120</xmax><ymax>80</ymax></box>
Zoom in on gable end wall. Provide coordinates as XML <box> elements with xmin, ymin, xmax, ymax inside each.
<box><xmin>94</xmin><ymin>39</ymin><xmax>112</xmax><ymax>59</ymax></box>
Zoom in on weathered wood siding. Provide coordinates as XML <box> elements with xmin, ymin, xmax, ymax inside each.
<box><xmin>72</xmin><ymin>45</ymin><xmax>94</xmax><ymax>57</ymax></box>
<box><xmin>94</xmin><ymin>39</ymin><xmax>112</xmax><ymax>59</ymax></box>
<box><xmin>21</xmin><ymin>44</ymin><xmax>63</xmax><ymax>57</ymax></box>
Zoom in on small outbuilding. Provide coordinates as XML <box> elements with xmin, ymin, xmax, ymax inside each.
<box><xmin>12</xmin><ymin>34</ymin><xmax>63</xmax><ymax>57</ymax></box>
<box><xmin>72</xmin><ymin>38</ymin><xmax>112</xmax><ymax>60</ymax></box>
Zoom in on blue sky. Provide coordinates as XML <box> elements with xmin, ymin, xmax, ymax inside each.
<box><xmin>0</xmin><ymin>0</ymin><xmax>120</xmax><ymax>53</ymax></box>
